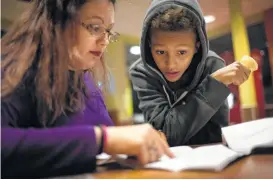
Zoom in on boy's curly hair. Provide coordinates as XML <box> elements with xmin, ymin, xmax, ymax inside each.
<box><xmin>151</xmin><ymin>7</ymin><xmax>197</xmax><ymax>32</ymax></box>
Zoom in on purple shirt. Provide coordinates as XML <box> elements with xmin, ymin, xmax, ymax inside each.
<box><xmin>1</xmin><ymin>74</ymin><xmax>114</xmax><ymax>178</ymax></box>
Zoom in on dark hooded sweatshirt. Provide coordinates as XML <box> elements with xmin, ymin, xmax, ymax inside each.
<box><xmin>129</xmin><ymin>0</ymin><xmax>230</xmax><ymax>146</ymax></box>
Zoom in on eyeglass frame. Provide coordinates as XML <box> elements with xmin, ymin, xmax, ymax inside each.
<box><xmin>81</xmin><ymin>22</ymin><xmax>120</xmax><ymax>43</ymax></box>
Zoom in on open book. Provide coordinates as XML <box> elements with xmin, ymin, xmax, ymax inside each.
<box><xmin>145</xmin><ymin>144</ymin><xmax>241</xmax><ymax>172</ymax></box>
<box><xmin>97</xmin><ymin>118</ymin><xmax>273</xmax><ymax>172</ymax></box>
<box><xmin>221</xmin><ymin>117</ymin><xmax>273</xmax><ymax>155</ymax></box>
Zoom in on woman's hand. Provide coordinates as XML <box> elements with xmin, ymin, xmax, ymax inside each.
<box><xmin>158</xmin><ymin>130</ymin><xmax>167</xmax><ymax>143</ymax></box>
<box><xmin>102</xmin><ymin>124</ymin><xmax>174</xmax><ymax>165</ymax></box>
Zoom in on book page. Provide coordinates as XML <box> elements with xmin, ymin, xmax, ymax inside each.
<box><xmin>229</xmin><ymin>127</ymin><xmax>273</xmax><ymax>154</ymax></box>
<box><xmin>96</xmin><ymin>153</ymin><xmax>128</xmax><ymax>161</ymax></box>
<box><xmin>97</xmin><ymin>146</ymin><xmax>193</xmax><ymax>161</ymax></box>
<box><xmin>96</xmin><ymin>153</ymin><xmax>111</xmax><ymax>160</ymax></box>
<box><xmin>222</xmin><ymin>118</ymin><xmax>273</xmax><ymax>154</ymax></box>
<box><xmin>145</xmin><ymin>145</ymin><xmax>240</xmax><ymax>172</ymax></box>
<box><xmin>183</xmin><ymin>145</ymin><xmax>241</xmax><ymax>171</ymax></box>
<box><xmin>160</xmin><ymin>146</ymin><xmax>193</xmax><ymax>161</ymax></box>
<box><xmin>145</xmin><ymin>146</ymin><xmax>193</xmax><ymax>171</ymax></box>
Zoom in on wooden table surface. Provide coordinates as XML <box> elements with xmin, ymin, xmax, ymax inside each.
<box><xmin>92</xmin><ymin>155</ymin><xmax>273</xmax><ymax>179</ymax></box>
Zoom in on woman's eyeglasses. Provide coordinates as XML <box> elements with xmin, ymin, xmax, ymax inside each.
<box><xmin>81</xmin><ymin>22</ymin><xmax>120</xmax><ymax>43</ymax></box>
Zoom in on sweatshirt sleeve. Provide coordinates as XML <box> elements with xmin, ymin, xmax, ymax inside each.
<box><xmin>1</xmin><ymin>96</ymin><xmax>99</xmax><ymax>178</ymax></box>
<box><xmin>130</xmin><ymin>58</ymin><xmax>230</xmax><ymax>146</ymax></box>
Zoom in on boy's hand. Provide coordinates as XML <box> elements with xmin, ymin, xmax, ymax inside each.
<box><xmin>211</xmin><ymin>62</ymin><xmax>251</xmax><ymax>86</ymax></box>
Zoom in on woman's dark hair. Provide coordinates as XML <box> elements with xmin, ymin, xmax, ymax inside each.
<box><xmin>1</xmin><ymin>0</ymin><xmax>116</xmax><ymax>126</ymax></box>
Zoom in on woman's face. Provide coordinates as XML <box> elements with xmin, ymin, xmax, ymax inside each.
<box><xmin>70</xmin><ymin>0</ymin><xmax>115</xmax><ymax>70</ymax></box>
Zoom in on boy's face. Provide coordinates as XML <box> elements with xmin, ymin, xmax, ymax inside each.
<box><xmin>151</xmin><ymin>29</ymin><xmax>198</xmax><ymax>82</ymax></box>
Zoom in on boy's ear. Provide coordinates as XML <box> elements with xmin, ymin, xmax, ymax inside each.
<box><xmin>195</xmin><ymin>42</ymin><xmax>200</xmax><ymax>53</ymax></box>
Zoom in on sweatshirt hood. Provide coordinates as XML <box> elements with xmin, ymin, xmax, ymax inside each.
<box><xmin>140</xmin><ymin>0</ymin><xmax>209</xmax><ymax>90</ymax></box>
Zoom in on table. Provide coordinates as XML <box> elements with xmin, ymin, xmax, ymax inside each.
<box><xmin>92</xmin><ymin>155</ymin><xmax>273</xmax><ymax>179</ymax></box>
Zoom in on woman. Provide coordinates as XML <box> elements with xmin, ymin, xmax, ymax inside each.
<box><xmin>1</xmin><ymin>0</ymin><xmax>173</xmax><ymax>178</ymax></box>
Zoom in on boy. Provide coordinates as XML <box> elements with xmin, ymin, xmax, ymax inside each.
<box><xmin>130</xmin><ymin>0</ymin><xmax>251</xmax><ymax>146</ymax></box>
